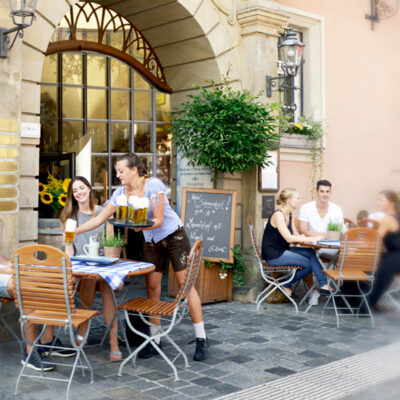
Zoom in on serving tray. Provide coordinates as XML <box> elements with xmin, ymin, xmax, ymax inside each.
<box><xmin>70</xmin><ymin>255</ymin><xmax>119</xmax><ymax>265</ymax></box>
<box><xmin>108</xmin><ymin>218</ymin><xmax>155</xmax><ymax>228</ymax></box>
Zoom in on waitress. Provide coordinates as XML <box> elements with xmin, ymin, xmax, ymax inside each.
<box><xmin>75</xmin><ymin>153</ymin><xmax>209</xmax><ymax>362</ymax></box>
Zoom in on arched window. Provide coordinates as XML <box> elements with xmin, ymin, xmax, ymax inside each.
<box><xmin>39</xmin><ymin>2</ymin><xmax>171</xmax><ymax>215</ymax></box>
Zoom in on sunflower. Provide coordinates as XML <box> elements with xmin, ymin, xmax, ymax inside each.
<box><xmin>62</xmin><ymin>178</ymin><xmax>71</xmax><ymax>193</ymax></box>
<box><xmin>40</xmin><ymin>192</ymin><xmax>53</xmax><ymax>205</ymax></box>
<box><xmin>58</xmin><ymin>194</ymin><xmax>67</xmax><ymax>207</ymax></box>
<box><xmin>38</xmin><ymin>182</ymin><xmax>46</xmax><ymax>193</ymax></box>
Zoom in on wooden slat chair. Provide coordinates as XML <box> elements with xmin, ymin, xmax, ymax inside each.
<box><xmin>117</xmin><ymin>240</ymin><xmax>203</xmax><ymax>381</ymax></box>
<box><xmin>11</xmin><ymin>245</ymin><xmax>100</xmax><ymax>399</ymax></box>
<box><xmin>0</xmin><ymin>297</ymin><xmax>24</xmax><ymax>354</ymax></box>
<box><xmin>321</xmin><ymin>228</ymin><xmax>382</xmax><ymax>328</ymax></box>
<box><xmin>248</xmin><ymin>218</ymin><xmax>302</xmax><ymax>312</ymax></box>
<box><xmin>357</xmin><ymin>218</ymin><xmax>380</xmax><ymax>230</ymax></box>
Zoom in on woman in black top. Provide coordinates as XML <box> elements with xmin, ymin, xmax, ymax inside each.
<box><xmin>368</xmin><ymin>190</ymin><xmax>400</xmax><ymax>309</ymax></box>
<box><xmin>262</xmin><ymin>188</ymin><xmax>331</xmax><ymax>298</ymax></box>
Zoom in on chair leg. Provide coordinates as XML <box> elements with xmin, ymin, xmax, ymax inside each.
<box><xmin>165</xmin><ymin>335</ymin><xmax>190</xmax><ymax>368</ymax></box>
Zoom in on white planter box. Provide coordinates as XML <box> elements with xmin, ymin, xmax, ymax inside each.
<box><xmin>280</xmin><ymin>133</ymin><xmax>314</xmax><ymax>149</ymax></box>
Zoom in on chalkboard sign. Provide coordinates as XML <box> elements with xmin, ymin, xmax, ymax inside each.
<box><xmin>181</xmin><ymin>188</ymin><xmax>237</xmax><ymax>263</ymax></box>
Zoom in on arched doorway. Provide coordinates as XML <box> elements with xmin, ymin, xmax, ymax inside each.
<box><xmin>39</xmin><ymin>2</ymin><xmax>172</xmax><ymax>217</ymax></box>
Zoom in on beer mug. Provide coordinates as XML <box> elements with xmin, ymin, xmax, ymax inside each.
<box><xmin>116</xmin><ymin>205</ymin><xmax>128</xmax><ymax>221</ymax></box>
<box><xmin>142</xmin><ymin>197</ymin><xmax>149</xmax><ymax>223</ymax></box>
<box><xmin>128</xmin><ymin>196</ymin><xmax>138</xmax><ymax>222</ymax></box>
<box><xmin>116</xmin><ymin>195</ymin><xmax>128</xmax><ymax>221</ymax></box>
<box><xmin>65</xmin><ymin>219</ymin><xmax>77</xmax><ymax>244</ymax></box>
<box><xmin>133</xmin><ymin>198</ymin><xmax>143</xmax><ymax>224</ymax></box>
<box><xmin>83</xmin><ymin>236</ymin><xmax>100</xmax><ymax>257</ymax></box>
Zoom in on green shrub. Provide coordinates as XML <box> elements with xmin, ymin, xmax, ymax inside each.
<box><xmin>327</xmin><ymin>221</ymin><xmax>342</xmax><ymax>232</ymax></box>
<box><xmin>102</xmin><ymin>230</ymin><xmax>125</xmax><ymax>247</ymax></box>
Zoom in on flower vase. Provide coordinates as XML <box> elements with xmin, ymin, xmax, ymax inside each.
<box><xmin>104</xmin><ymin>246</ymin><xmax>122</xmax><ymax>258</ymax></box>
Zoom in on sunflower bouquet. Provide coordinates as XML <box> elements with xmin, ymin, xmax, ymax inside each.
<box><xmin>39</xmin><ymin>173</ymin><xmax>71</xmax><ymax>212</ymax></box>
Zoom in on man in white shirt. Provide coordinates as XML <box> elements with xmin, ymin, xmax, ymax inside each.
<box><xmin>298</xmin><ymin>180</ymin><xmax>343</xmax><ymax>306</ymax></box>
<box><xmin>299</xmin><ymin>180</ymin><xmax>344</xmax><ymax>237</ymax></box>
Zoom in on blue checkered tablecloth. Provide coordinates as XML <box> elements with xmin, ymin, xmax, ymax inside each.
<box><xmin>72</xmin><ymin>260</ymin><xmax>154</xmax><ymax>290</ymax></box>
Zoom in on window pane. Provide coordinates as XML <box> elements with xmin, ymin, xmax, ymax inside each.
<box><xmin>134</xmin><ymin>72</ymin><xmax>150</xmax><ymax>89</ymax></box>
<box><xmin>62</xmin><ymin>121</ymin><xmax>83</xmax><ymax>152</ymax></box>
<box><xmin>134</xmin><ymin>123</ymin><xmax>151</xmax><ymax>153</ymax></box>
<box><xmin>40</xmin><ymin>121</ymin><xmax>59</xmax><ymax>153</ymax></box>
<box><xmin>88</xmin><ymin>122</ymin><xmax>107</xmax><ymax>153</ymax></box>
<box><xmin>88</xmin><ymin>89</ymin><xmax>107</xmax><ymax>119</ymax></box>
<box><xmin>111</xmin><ymin>90</ymin><xmax>130</xmax><ymax>120</ymax></box>
<box><xmin>134</xmin><ymin>92</ymin><xmax>151</xmax><ymax>121</ymax></box>
<box><xmin>87</xmin><ymin>55</ymin><xmax>107</xmax><ymax>87</ymax></box>
<box><xmin>111</xmin><ymin>123</ymin><xmax>130</xmax><ymax>153</ymax></box>
<box><xmin>110</xmin><ymin>31</ymin><xmax>124</xmax><ymax>52</ymax></box>
<box><xmin>41</xmin><ymin>86</ymin><xmax>58</xmax><ymax>120</ymax></box>
<box><xmin>141</xmin><ymin>156</ymin><xmax>153</xmax><ymax>178</ymax></box>
<box><xmin>156</xmin><ymin>124</ymin><xmax>171</xmax><ymax>154</ymax></box>
<box><xmin>62</xmin><ymin>87</ymin><xmax>82</xmax><ymax>118</ymax></box>
<box><xmin>157</xmin><ymin>155</ymin><xmax>170</xmax><ymax>185</ymax></box>
<box><xmin>91</xmin><ymin>155</ymin><xmax>108</xmax><ymax>189</ymax></box>
<box><xmin>111</xmin><ymin>155</ymin><xmax>120</xmax><ymax>186</ymax></box>
<box><xmin>156</xmin><ymin>92</ymin><xmax>171</xmax><ymax>122</ymax></box>
<box><xmin>42</xmin><ymin>54</ymin><xmax>58</xmax><ymax>83</ymax></box>
<box><xmin>62</xmin><ymin>53</ymin><xmax>82</xmax><ymax>85</ymax></box>
<box><xmin>111</xmin><ymin>58</ymin><xmax>130</xmax><ymax>88</ymax></box>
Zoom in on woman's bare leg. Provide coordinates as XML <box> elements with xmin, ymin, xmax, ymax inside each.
<box><xmin>77</xmin><ymin>278</ymin><xmax>96</xmax><ymax>339</ymax></box>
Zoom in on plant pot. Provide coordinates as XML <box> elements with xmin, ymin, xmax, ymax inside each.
<box><xmin>327</xmin><ymin>231</ymin><xmax>340</xmax><ymax>241</ymax></box>
<box><xmin>104</xmin><ymin>246</ymin><xmax>122</xmax><ymax>258</ymax></box>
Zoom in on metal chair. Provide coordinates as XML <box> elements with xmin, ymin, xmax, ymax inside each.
<box><xmin>12</xmin><ymin>245</ymin><xmax>100</xmax><ymax>400</ymax></box>
<box><xmin>248</xmin><ymin>218</ymin><xmax>301</xmax><ymax>312</ymax></box>
<box><xmin>321</xmin><ymin>228</ymin><xmax>382</xmax><ymax>328</ymax></box>
<box><xmin>117</xmin><ymin>240</ymin><xmax>203</xmax><ymax>381</ymax></box>
<box><xmin>0</xmin><ymin>297</ymin><xmax>24</xmax><ymax>354</ymax></box>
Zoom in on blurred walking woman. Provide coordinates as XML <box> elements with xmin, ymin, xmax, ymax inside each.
<box><xmin>74</xmin><ymin>153</ymin><xmax>209</xmax><ymax>361</ymax></box>
<box><xmin>60</xmin><ymin>177</ymin><xmax>122</xmax><ymax>361</ymax></box>
<box><xmin>368</xmin><ymin>190</ymin><xmax>400</xmax><ymax>310</ymax></box>
<box><xmin>261</xmin><ymin>188</ymin><xmax>331</xmax><ymax>299</ymax></box>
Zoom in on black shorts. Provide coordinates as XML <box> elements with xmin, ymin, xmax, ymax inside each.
<box><xmin>143</xmin><ymin>227</ymin><xmax>191</xmax><ymax>274</ymax></box>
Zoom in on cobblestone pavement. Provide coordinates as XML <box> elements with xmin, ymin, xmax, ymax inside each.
<box><xmin>1</xmin><ymin>277</ymin><xmax>400</xmax><ymax>400</ymax></box>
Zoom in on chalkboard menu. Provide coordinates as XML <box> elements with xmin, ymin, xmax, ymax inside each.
<box><xmin>181</xmin><ymin>188</ymin><xmax>237</xmax><ymax>263</ymax></box>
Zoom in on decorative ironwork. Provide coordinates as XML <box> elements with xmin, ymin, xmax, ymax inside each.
<box><xmin>366</xmin><ymin>0</ymin><xmax>399</xmax><ymax>30</ymax></box>
<box><xmin>47</xmin><ymin>1</ymin><xmax>171</xmax><ymax>92</ymax></box>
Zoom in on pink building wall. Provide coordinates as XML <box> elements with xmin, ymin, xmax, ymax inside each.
<box><xmin>280</xmin><ymin>0</ymin><xmax>400</xmax><ymax>221</ymax></box>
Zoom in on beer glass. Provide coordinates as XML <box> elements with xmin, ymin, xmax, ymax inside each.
<box><xmin>116</xmin><ymin>205</ymin><xmax>128</xmax><ymax>221</ymax></box>
<box><xmin>65</xmin><ymin>219</ymin><xmax>77</xmax><ymax>244</ymax></box>
<box><xmin>142</xmin><ymin>197</ymin><xmax>149</xmax><ymax>223</ymax></box>
<box><xmin>133</xmin><ymin>198</ymin><xmax>143</xmax><ymax>224</ymax></box>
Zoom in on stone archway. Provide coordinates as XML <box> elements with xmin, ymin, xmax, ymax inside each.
<box><xmin>17</xmin><ymin>0</ymin><xmax>239</xmax><ymax>246</ymax></box>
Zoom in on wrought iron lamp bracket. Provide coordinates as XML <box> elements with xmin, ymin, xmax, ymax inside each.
<box><xmin>0</xmin><ymin>24</ymin><xmax>28</xmax><ymax>58</ymax></box>
<box><xmin>266</xmin><ymin>75</ymin><xmax>300</xmax><ymax>98</ymax></box>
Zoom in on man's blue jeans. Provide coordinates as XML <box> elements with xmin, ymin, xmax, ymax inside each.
<box><xmin>267</xmin><ymin>247</ymin><xmax>327</xmax><ymax>288</ymax></box>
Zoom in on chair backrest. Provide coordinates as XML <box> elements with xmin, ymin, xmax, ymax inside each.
<box><xmin>344</xmin><ymin>217</ymin><xmax>356</xmax><ymax>229</ymax></box>
<box><xmin>11</xmin><ymin>244</ymin><xmax>75</xmax><ymax>317</ymax></box>
<box><xmin>174</xmin><ymin>240</ymin><xmax>203</xmax><ymax>304</ymax></box>
<box><xmin>248</xmin><ymin>218</ymin><xmax>264</xmax><ymax>270</ymax></box>
<box><xmin>337</xmin><ymin>228</ymin><xmax>382</xmax><ymax>276</ymax></box>
<box><xmin>357</xmin><ymin>218</ymin><xmax>379</xmax><ymax>229</ymax></box>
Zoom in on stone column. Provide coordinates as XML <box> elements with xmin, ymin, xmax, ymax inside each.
<box><xmin>234</xmin><ymin>2</ymin><xmax>289</xmax><ymax>303</ymax></box>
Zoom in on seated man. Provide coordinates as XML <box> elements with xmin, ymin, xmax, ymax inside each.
<box><xmin>0</xmin><ymin>255</ymin><xmax>74</xmax><ymax>371</ymax></box>
<box><xmin>298</xmin><ymin>180</ymin><xmax>344</xmax><ymax>305</ymax></box>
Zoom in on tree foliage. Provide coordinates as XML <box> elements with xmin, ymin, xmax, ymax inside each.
<box><xmin>170</xmin><ymin>78</ymin><xmax>280</xmax><ymax>181</ymax></box>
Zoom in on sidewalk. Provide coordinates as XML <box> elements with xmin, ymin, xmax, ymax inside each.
<box><xmin>1</xmin><ymin>277</ymin><xmax>399</xmax><ymax>400</ymax></box>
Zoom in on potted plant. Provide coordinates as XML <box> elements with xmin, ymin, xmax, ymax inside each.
<box><xmin>170</xmin><ymin>74</ymin><xmax>280</xmax><ymax>184</ymax></box>
<box><xmin>326</xmin><ymin>221</ymin><xmax>342</xmax><ymax>241</ymax></box>
<box><xmin>102</xmin><ymin>230</ymin><xmax>125</xmax><ymax>258</ymax></box>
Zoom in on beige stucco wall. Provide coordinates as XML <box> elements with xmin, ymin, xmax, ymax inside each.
<box><xmin>280</xmin><ymin>0</ymin><xmax>400</xmax><ymax>221</ymax></box>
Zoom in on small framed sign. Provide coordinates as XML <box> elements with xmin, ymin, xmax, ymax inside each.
<box><xmin>258</xmin><ymin>150</ymin><xmax>279</xmax><ymax>192</ymax></box>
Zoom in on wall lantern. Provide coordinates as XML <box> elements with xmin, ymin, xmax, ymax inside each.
<box><xmin>0</xmin><ymin>0</ymin><xmax>38</xmax><ymax>59</ymax></box>
<box><xmin>266</xmin><ymin>28</ymin><xmax>305</xmax><ymax>98</ymax></box>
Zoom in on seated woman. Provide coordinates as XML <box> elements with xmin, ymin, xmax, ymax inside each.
<box><xmin>261</xmin><ymin>188</ymin><xmax>332</xmax><ymax>300</ymax></box>
<box><xmin>60</xmin><ymin>177</ymin><xmax>122</xmax><ymax>361</ymax></box>
<box><xmin>367</xmin><ymin>190</ymin><xmax>400</xmax><ymax>311</ymax></box>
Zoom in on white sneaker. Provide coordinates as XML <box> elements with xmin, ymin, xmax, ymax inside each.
<box><xmin>308</xmin><ymin>290</ymin><xmax>320</xmax><ymax>306</ymax></box>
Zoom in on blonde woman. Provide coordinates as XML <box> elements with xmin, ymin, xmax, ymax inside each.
<box><xmin>60</xmin><ymin>176</ymin><xmax>122</xmax><ymax>361</ymax></box>
<box><xmin>261</xmin><ymin>188</ymin><xmax>332</xmax><ymax>299</ymax></box>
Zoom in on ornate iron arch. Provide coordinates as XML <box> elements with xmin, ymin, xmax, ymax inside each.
<box><xmin>46</xmin><ymin>1</ymin><xmax>172</xmax><ymax>93</ymax></box>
